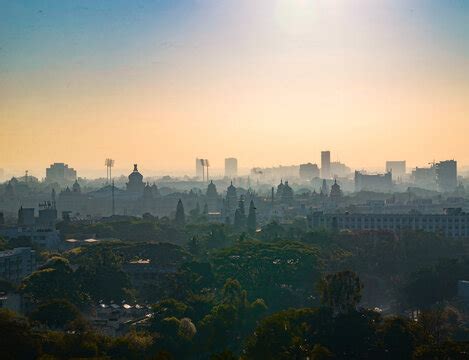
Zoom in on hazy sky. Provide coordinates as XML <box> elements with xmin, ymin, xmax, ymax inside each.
<box><xmin>1</xmin><ymin>0</ymin><xmax>468</xmax><ymax>177</ymax></box>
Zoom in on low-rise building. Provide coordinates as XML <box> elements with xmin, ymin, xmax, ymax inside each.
<box><xmin>0</xmin><ymin>247</ymin><xmax>36</xmax><ymax>283</ymax></box>
<box><xmin>310</xmin><ymin>208</ymin><xmax>469</xmax><ymax>238</ymax></box>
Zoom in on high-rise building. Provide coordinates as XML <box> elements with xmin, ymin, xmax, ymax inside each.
<box><xmin>45</xmin><ymin>163</ymin><xmax>77</xmax><ymax>184</ymax></box>
<box><xmin>225</xmin><ymin>158</ymin><xmax>238</xmax><ymax>178</ymax></box>
<box><xmin>321</xmin><ymin>151</ymin><xmax>331</xmax><ymax>179</ymax></box>
<box><xmin>196</xmin><ymin>158</ymin><xmax>204</xmax><ymax>179</ymax></box>
<box><xmin>435</xmin><ymin>160</ymin><xmax>457</xmax><ymax>192</ymax></box>
<box><xmin>386</xmin><ymin>161</ymin><xmax>406</xmax><ymax>180</ymax></box>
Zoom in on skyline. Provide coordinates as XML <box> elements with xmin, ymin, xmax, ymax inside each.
<box><xmin>1</xmin><ymin>0</ymin><xmax>469</xmax><ymax>175</ymax></box>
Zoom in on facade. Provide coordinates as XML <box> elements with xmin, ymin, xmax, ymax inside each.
<box><xmin>310</xmin><ymin>208</ymin><xmax>469</xmax><ymax>238</ymax></box>
<box><xmin>436</xmin><ymin>160</ymin><xmax>457</xmax><ymax>193</ymax></box>
<box><xmin>299</xmin><ymin>163</ymin><xmax>320</xmax><ymax>180</ymax></box>
<box><xmin>0</xmin><ymin>247</ymin><xmax>36</xmax><ymax>283</ymax></box>
<box><xmin>412</xmin><ymin>166</ymin><xmax>437</xmax><ymax>190</ymax></box>
<box><xmin>195</xmin><ymin>158</ymin><xmax>204</xmax><ymax>179</ymax></box>
<box><xmin>355</xmin><ymin>171</ymin><xmax>393</xmax><ymax>192</ymax></box>
<box><xmin>45</xmin><ymin>163</ymin><xmax>77</xmax><ymax>184</ymax></box>
<box><xmin>321</xmin><ymin>151</ymin><xmax>331</xmax><ymax>179</ymax></box>
<box><xmin>0</xmin><ymin>204</ymin><xmax>60</xmax><ymax>249</ymax></box>
<box><xmin>386</xmin><ymin>161</ymin><xmax>406</xmax><ymax>180</ymax></box>
<box><xmin>224</xmin><ymin>158</ymin><xmax>238</xmax><ymax>178</ymax></box>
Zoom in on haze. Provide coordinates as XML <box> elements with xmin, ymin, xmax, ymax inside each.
<box><xmin>1</xmin><ymin>0</ymin><xmax>468</xmax><ymax>177</ymax></box>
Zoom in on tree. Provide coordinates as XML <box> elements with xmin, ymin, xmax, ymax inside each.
<box><xmin>21</xmin><ymin>258</ymin><xmax>85</xmax><ymax>305</ymax></box>
<box><xmin>377</xmin><ymin>317</ymin><xmax>417</xmax><ymax>359</ymax></box>
<box><xmin>29</xmin><ymin>299</ymin><xmax>82</xmax><ymax>329</ymax></box>
<box><xmin>247</xmin><ymin>200</ymin><xmax>256</xmax><ymax>234</ymax></box>
<box><xmin>0</xmin><ymin>309</ymin><xmax>39</xmax><ymax>359</ymax></box>
<box><xmin>175</xmin><ymin>199</ymin><xmax>186</xmax><ymax>226</ymax></box>
<box><xmin>318</xmin><ymin>270</ymin><xmax>363</xmax><ymax>314</ymax></box>
<box><xmin>197</xmin><ymin>279</ymin><xmax>267</xmax><ymax>355</ymax></box>
<box><xmin>75</xmin><ymin>247</ymin><xmax>132</xmax><ymax>303</ymax></box>
<box><xmin>211</xmin><ymin>241</ymin><xmax>322</xmax><ymax>311</ymax></box>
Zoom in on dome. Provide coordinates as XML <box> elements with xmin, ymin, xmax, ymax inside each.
<box><xmin>207</xmin><ymin>180</ymin><xmax>217</xmax><ymax>196</ymax></box>
<box><xmin>227</xmin><ymin>181</ymin><xmax>237</xmax><ymax>195</ymax></box>
<box><xmin>128</xmin><ymin>164</ymin><xmax>143</xmax><ymax>182</ymax></box>
<box><xmin>72</xmin><ymin>180</ymin><xmax>81</xmax><ymax>193</ymax></box>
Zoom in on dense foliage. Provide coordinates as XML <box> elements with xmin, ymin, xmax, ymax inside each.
<box><xmin>3</xmin><ymin>217</ymin><xmax>469</xmax><ymax>358</ymax></box>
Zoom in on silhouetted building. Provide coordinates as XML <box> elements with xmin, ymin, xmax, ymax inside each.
<box><xmin>225</xmin><ymin>158</ymin><xmax>238</xmax><ymax>178</ymax></box>
<box><xmin>299</xmin><ymin>163</ymin><xmax>320</xmax><ymax>180</ymax></box>
<box><xmin>412</xmin><ymin>166</ymin><xmax>437</xmax><ymax>190</ymax></box>
<box><xmin>355</xmin><ymin>171</ymin><xmax>393</xmax><ymax>192</ymax></box>
<box><xmin>321</xmin><ymin>151</ymin><xmax>331</xmax><ymax>179</ymax></box>
<box><xmin>195</xmin><ymin>158</ymin><xmax>204</xmax><ymax>179</ymax></box>
<box><xmin>206</xmin><ymin>180</ymin><xmax>218</xmax><ymax>212</ymax></box>
<box><xmin>386</xmin><ymin>161</ymin><xmax>406</xmax><ymax>180</ymax></box>
<box><xmin>0</xmin><ymin>247</ymin><xmax>36</xmax><ymax>284</ymax></box>
<box><xmin>330</xmin><ymin>162</ymin><xmax>351</xmax><ymax>178</ymax></box>
<box><xmin>45</xmin><ymin>163</ymin><xmax>77</xmax><ymax>184</ymax></box>
<box><xmin>330</xmin><ymin>179</ymin><xmax>342</xmax><ymax>200</ymax></box>
<box><xmin>126</xmin><ymin>164</ymin><xmax>145</xmax><ymax>195</ymax></box>
<box><xmin>435</xmin><ymin>160</ymin><xmax>457</xmax><ymax>193</ymax></box>
<box><xmin>310</xmin><ymin>209</ymin><xmax>469</xmax><ymax>238</ymax></box>
<box><xmin>277</xmin><ymin>180</ymin><xmax>293</xmax><ymax>203</ymax></box>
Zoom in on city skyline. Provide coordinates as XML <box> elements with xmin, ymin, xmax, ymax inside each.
<box><xmin>1</xmin><ymin>1</ymin><xmax>469</xmax><ymax>174</ymax></box>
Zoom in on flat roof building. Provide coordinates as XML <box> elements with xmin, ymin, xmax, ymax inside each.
<box><xmin>225</xmin><ymin>158</ymin><xmax>238</xmax><ymax>178</ymax></box>
<box><xmin>0</xmin><ymin>247</ymin><xmax>36</xmax><ymax>284</ymax></box>
<box><xmin>321</xmin><ymin>151</ymin><xmax>331</xmax><ymax>179</ymax></box>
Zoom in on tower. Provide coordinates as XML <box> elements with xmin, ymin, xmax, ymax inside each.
<box><xmin>321</xmin><ymin>151</ymin><xmax>331</xmax><ymax>179</ymax></box>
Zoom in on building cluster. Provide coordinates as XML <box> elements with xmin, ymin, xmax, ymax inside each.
<box><xmin>0</xmin><ymin>247</ymin><xmax>36</xmax><ymax>284</ymax></box>
<box><xmin>310</xmin><ymin>208</ymin><xmax>469</xmax><ymax>238</ymax></box>
<box><xmin>0</xmin><ymin>202</ymin><xmax>60</xmax><ymax>249</ymax></box>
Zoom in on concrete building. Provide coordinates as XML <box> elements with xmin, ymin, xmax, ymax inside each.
<box><xmin>310</xmin><ymin>208</ymin><xmax>469</xmax><ymax>238</ymax></box>
<box><xmin>355</xmin><ymin>171</ymin><xmax>393</xmax><ymax>192</ymax></box>
<box><xmin>321</xmin><ymin>151</ymin><xmax>331</xmax><ymax>179</ymax></box>
<box><xmin>436</xmin><ymin>160</ymin><xmax>457</xmax><ymax>193</ymax></box>
<box><xmin>330</xmin><ymin>161</ymin><xmax>352</xmax><ymax>178</ymax></box>
<box><xmin>45</xmin><ymin>163</ymin><xmax>77</xmax><ymax>184</ymax></box>
<box><xmin>386</xmin><ymin>161</ymin><xmax>406</xmax><ymax>180</ymax></box>
<box><xmin>299</xmin><ymin>163</ymin><xmax>320</xmax><ymax>180</ymax></box>
<box><xmin>0</xmin><ymin>204</ymin><xmax>60</xmax><ymax>249</ymax></box>
<box><xmin>225</xmin><ymin>158</ymin><xmax>238</xmax><ymax>178</ymax></box>
<box><xmin>412</xmin><ymin>166</ymin><xmax>437</xmax><ymax>190</ymax></box>
<box><xmin>195</xmin><ymin>158</ymin><xmax>204</xmax><ymax>179</ymax></box>
<box><xmin>0</xmin><ymin>247</ymin><xmax>36</xmax><ymax>283</ymax></box>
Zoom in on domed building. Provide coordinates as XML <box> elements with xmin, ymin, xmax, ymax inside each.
<box><xmin>330</xmin><ymin>179</ymin><xmax>342</xmax><ymax>200</ymax></box>
<box><xmin>224</xmin><ymin>181</ymin><xmax>238</xmax><ymax>220</ymax></box>
<box><xmin>276</xmin><ymin>180</ymin><xmax>285</xmax><ymax>197</ymax></box>
<box><xmin>206</xmin><ymin>180</ymin><xmax>219</xmax><ymax>212</ymax></box>
<box><xmin>126</xmin><ymin>164</ymin><xmax>145</xmax><ymax>195</ymax></box>
<box><xmin>282</xmin><ymin>181</ymin><xmax>294</xmax><ymax>203</ymax></box>
<box><xmin>72</xmin><ymin>180</ymin><xmax>81</xmax><ymax>194</ymax></box>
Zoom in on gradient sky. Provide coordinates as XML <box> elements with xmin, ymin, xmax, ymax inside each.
<box><xmin>1</xmin><ymin>0</ymin><xmax>468</xmax><ymax>178</ymax></box>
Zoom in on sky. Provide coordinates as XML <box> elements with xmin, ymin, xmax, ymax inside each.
<box><xmin>1</xmin><ymin>0</ymin><xmax>468</xmax><ymax>178</ymax></box>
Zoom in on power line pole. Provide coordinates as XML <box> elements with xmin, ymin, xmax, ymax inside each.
<box><xmin>112</xmin><ymin>179</ymin><xmax>115</xmax><ymax>216</ymax></box>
